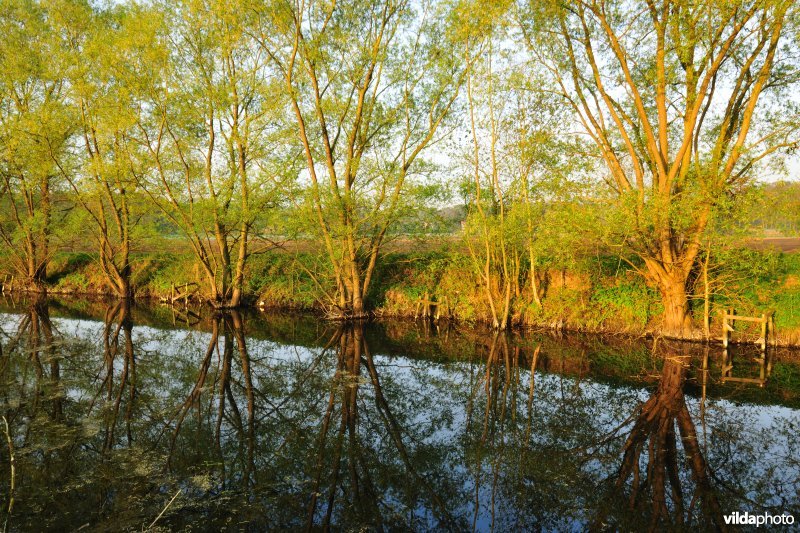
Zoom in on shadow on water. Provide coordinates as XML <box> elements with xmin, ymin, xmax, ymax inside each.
<box><xmin>0</xmin><ymin>298</ymin><xmax>798</xmax><ymax>531</ymax></box>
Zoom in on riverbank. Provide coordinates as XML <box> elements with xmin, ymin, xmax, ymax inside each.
<box><xmin>3</xmin><ymin>245</ymin><xmax>800</xmax><ymax>345</ymax></box>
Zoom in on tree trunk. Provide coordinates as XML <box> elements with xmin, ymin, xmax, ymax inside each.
<box><xmin>645</xmin><ymin>254</ymin><xmax>697</xmax><ymax>339</ymax></box>
<box><xmin>350</xmin><ymin>258</ymin><xmax>365</xmax><ymax>318</ymax></box>
<box><xmin>118</xmin><ymin>275</ymin><xmax>132</xmax><ymax>300</ymax></box>
<box><xmin>702</xmin><ymin>249</ymin><xmax>711</xmax><ymax>338</ymax></box>
<box><xmin>351</xmin><ymin>295</ymin><xmax>365</xmax><ymax>318</ymax></box>
<box><xmin>659</xmin><ymin>279</ymin><xmax>694</xmax><ymax>338</ymax></box>
<box><xmin>229</xmin><ymin>232</ymin><xmax>246</xmax><ymax>308</ymax></box>
<box><xmin>529</xmin><ymin>251</ymin><xmax>542</xmax><ymax>307</ymax></box>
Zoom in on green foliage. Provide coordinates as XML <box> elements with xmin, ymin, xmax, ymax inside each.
<box><xmin>773</xmin><ymin>291</ymin><xmax>800</xmax><ymax>330</ymax></box>
<box><xmin>47</xmin><ymin>252</ymin><xmax>94</xmax><ymax>284</ymax></box>
<box><xmin>248</xmin><ymin>254</ymin><xmax>326</xmax><ymax>309</ymax></box>
<box><xmin>591</xmin><ymin>278</ymin><xmax>657</xmax><ymax>329</ymax></box>
<box><xmin>54</xmin><ymin>271</ymin><xmax>90</xmax><ymax>292</ymax></box>
<box><xmin>137</xmin><ymin>254</ymin><xmax>195</xmax><ymax>294</ymax></box>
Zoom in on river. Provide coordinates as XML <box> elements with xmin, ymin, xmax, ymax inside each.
<box><xmin>0</xmin><ymin>297</ymin><xmax>798</xmax><ymax>531</ymax></box>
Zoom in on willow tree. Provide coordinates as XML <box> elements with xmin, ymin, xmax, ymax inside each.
<box><xmin>0</xmin><ymin>0</ymin><xmax>73</xmax><ymax>290</ymax></box>
<box><xmin>131</xmin><ymin>0</ymin><xmax>280</xmax><ymax>308</ymax></box>
<box><xmin>256</xmin><ymin>0</ymin><xmax>473</xmax><ymax>318</ymax></box>
<box><xmin>462</xmin><ymin>12</ymin><xmax>517</xmax><ymax>330</ymax></box>
<box><xmin>525</xmin><ymin>0</ymin><xmax>800</xmax><ymax>336</ymax></box>
<box><xmin>52</xmin><ymin>3</ymin><xmax>159</xmax><ymax>298</ymax></box>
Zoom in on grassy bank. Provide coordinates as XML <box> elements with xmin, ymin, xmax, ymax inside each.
<box><xmin>5</xmin><ymin>245</ymin><xmax>800</xmax><ymax>345</ymax></box>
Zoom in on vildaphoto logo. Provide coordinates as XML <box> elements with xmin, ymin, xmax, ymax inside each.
<box><xmin>723</xmin><ymin>511</ymin><xmax>795</xmax><ymax>527</ymax></box>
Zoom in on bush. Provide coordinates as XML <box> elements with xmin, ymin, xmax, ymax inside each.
<box><xmin>591</xmin><ymin>278</ymin><xmax>657</xmax><ymax>329</ymax></box>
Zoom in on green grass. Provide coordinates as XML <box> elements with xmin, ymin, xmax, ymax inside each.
<box><xmin>9</xmin><ymin>245</ymin><xmax>800</xmax><ymax>339</ymax></box>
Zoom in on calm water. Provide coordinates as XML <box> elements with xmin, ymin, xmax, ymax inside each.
<box><xmin>0</xmin><ymin>297</ymin><xmax>798</xmax><ymax>531</ymax></box>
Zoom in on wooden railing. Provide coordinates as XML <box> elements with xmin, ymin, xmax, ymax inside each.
<box><xmin>719</xmin><ymin>309</ymin><xmax>776</xmax><ymax>387</ymax></box>
<box><xmin>161</xmin><ymin>282</ymin><xmax>200</xmax><ymax>305</ymax></box>
<box><xmin>720</xmin><ymin>309</ymin><xmax>776</xmax><ymax>350</ymax></box>
<box><xmin>414</xmin><ymin>292</ymin><xmax>450</xmax><ymax>320</ymax></box>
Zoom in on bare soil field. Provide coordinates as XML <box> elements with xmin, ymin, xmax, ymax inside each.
<box><xmin>748</xmin><ymin>237</ymin><xmax>800</xmax><ymax>253</ymax></box>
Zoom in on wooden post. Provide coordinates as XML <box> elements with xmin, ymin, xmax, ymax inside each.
<box><xmin>721</xmin><ymin>347</ymin><xmax>732</xmax><ymax>381</ymax></box>
<box><xmin>767</xmin><ymin>350</ymin><xmax>775</xmax><ymax>377</ymax></box>
<box><xmin>722</xmin><ymin>311</ymin><xmax>729</xmax><ymax>349</ymax></box>
<box><xmin>771</xmin><ymin>314</ymin><xmax>776</xmax><ymax>346</ymax></box>
<box><xmin>703</xmin><ymin>246</ymin><xmax>711</xmax><ymax>339</ymax></box>
<box><xmin>760</xmin><ymin>313</ymin><xmax>767</xmax><ymax>353</ymax></box>
<box><xmin>170</xmin><ymin>282</ymin><xmax>175</xmax><ymax>304</ymax></box>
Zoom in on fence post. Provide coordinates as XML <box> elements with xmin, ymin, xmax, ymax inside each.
<box><xmin>770</xmin><ymin>313</ymin><xmax>776</xmax><ymax>346</ymax></box>
<box><xmin>722</xmin><ymin>310</ymin><xmax>729</xmax><ymax>349</ymax></box>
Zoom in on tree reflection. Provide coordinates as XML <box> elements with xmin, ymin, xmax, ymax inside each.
<box><xmin>306</xmin><ymin>324</ymin><xmax>459</xmax><ymax>530</ymax></box>
<box><xmin>1</xmin><ymin>295</ymin><xmax>61</xmax><ymax>423</ymax></box>
<box><xmin>463</xmin><ymin>333</ymin><xmax>553</xmax><ymax>531</ymax></box>
<box><xmin>0</xmin><ymin>297</ymin><xmax>69</xmax><ymax>531</ymax></box>
<box><xmin>89</xmin><ymin>300</ymin><xmax>136</xmax><ymax>450</ymax></box>
<box><xmin>1</xmin><ymin>302</ymin><xmax>798</xmax><ymax>530</ymax></box>
<box><xmin>596</xmin><ymin>341</ymin><xmax>727</xmax><ymax>531</ymax></box>
<box><xmin>167</xmin><ymin>310</ymin><xmax>256</xmax><ymax>488</ymax></box>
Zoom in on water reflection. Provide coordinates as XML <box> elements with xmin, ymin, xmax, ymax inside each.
<box><xmin>0</xmin><ymin>297</ymin><xmax>70</xmax><ymax>530</ymax></box>
<box><xmin>0</xmin><ymin>300</ymin><xmax>798</xmax><ymax>531</ymax></box>
<box><xmin>466</xmin><ymin>333</ymin><xmax>540</xmax><ymax>530</ymax></box>
<box><xmin>305</xmin><ymin>324</ymin><xmax>459</xmax><ymax>529</ymax></box>
<box><xmin>596</xmin><ymin>342</ymin><xmax>725</xmax><ymax>531</ymax></box>
<box><xmin>92</xmin><ymin>300</ymin><xmax>137</xmax><ymax>450</ymax></box>
<box><xmin>165</xmin><ymin>310</ymin><xmax>257</xmax><ymax>494</ymax></box>
<box><xmin>720</xmin><ymin>346</ymin><xmax>774</xmax><ymax>387</ymax></box>
<box><xmin>1</xmin><ymin>296</ymin><xmax>62</xmax><ymax>425</ymax></box>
